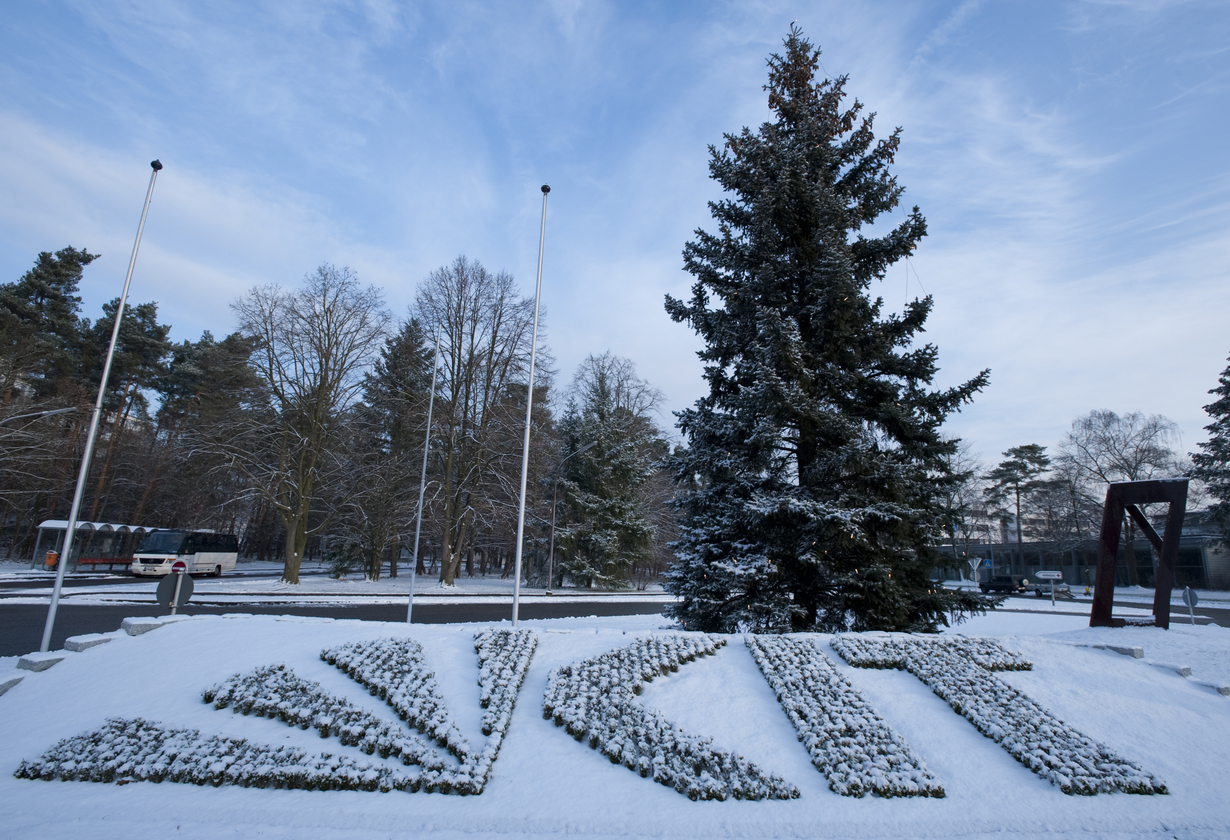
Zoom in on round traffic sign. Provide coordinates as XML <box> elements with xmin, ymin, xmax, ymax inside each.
<box><xmin>171</xmin><ymin>560</ymin><xmax>187</xmax><ymax>574</ymax></box>
<box><xmin>156</xmin><ymin>570</ymin><xmax>194</xmax><ymax>608</ymax></box>
<box><xmin>1182</xmin><ymin>587</ymin><xmax>1199</xmax><ymax>608</ymax></box>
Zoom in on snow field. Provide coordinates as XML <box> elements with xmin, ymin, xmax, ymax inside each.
<box><xmin>830</xmin><ymin>635</ymin><xmax>1168</xmax><ymax>795</ymax></box>
<box><xmin>542</xmin><ymin>633</ymin><xmax>798</xmax><ymax>800</ymax></box>
<box><xmin>746</xmin><ymin>634</ymin><xmax>944</xmax><ymax>798</ymax></box>
<box><xmin>4</xmin><ymin>612</ymin><xmax>1230</xmax><ymax>839</ymax></box>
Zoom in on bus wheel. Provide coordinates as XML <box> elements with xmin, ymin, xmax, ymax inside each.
<box><xmin>213</xmin><ymin>565</ymin><xmax>222</xmax><ymax>578</ymax></box>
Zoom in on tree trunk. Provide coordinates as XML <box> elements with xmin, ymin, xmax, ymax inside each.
<box><xmin>88</xmin><ymin>379</ymin><xmax>136</xmax><ymax>521</ymax></box>
<box><xmin>281</xmin><ymin>496</ymin><xmax>311</xmax><ymax>584</ymax></box>
<box><xmin>1014</xmin><ymin>487</ymin><xmax>1025</xmax><ymax>573</ymax></box>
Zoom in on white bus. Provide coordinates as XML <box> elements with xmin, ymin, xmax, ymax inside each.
<box><xmin>131</xmin><ymin>530</ymin><xmax>239</xmax><ymax>577</ymax></box>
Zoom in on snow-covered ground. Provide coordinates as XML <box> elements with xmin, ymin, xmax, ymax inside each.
<box><xmin>2</xmin><ymin>606</ymin><xmax>1228</xmax><ymax>839</ymax></box>
<box><xmin>0</xmin><ymin>559</ymin><xmax>672</xmax><ymax>606</ymax></box>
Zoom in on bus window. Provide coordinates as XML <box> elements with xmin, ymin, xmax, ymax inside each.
<box><xmin>135</xmin><ymin>530</ymin><xmax>187</xmax><ymax>555</ymax></box>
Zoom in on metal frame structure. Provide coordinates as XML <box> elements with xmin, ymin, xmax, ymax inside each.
<box><xmin>1089</xmin><ymin>479</ymin><xmax>1189</xmax><ymax>630</ymax></box>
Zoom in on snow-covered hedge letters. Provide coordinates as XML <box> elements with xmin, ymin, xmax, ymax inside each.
<box><xmin>829</xmin><ymin>635</ymin><xmax>1167</xmax><ymax>796</ymax></box>
<box><xmin>542</xmin><ymin>634</ymin><xmax>798</xmax><ymax>801</ymax></box>
<box><xmin>746</xmin><ymin>634</ymin><xmax>943</xmax><ymax>798</ymax></box>
<box><xmin>15</xmin><ymin>629</ymin><xmax>536</xmax><ymax>795</ymax></box>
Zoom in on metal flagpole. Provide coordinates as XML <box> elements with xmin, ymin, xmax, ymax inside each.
<box><xmin>408</xmin><ymin>328</ymin><xmax>441</xmax><ymax>623</ymax></box>
<box><xmin>40</xmin><ymin>159</ymin><xmax>163</xmax><ymax>653</ymax></box>
<box><xmin>511</xmin><ymin>185</ymin><xmax>549</xmax><ymax>627</ymax></box>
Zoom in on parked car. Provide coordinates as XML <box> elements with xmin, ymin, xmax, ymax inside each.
<box><xmin>1031</xmin><ymin>581</ymin><xmax>1073</xmax><ymax>599</ymax></box>
<box><xmin>979</xmin><ymin>574</ymin><xmax>1027</xmax><ymax>594</ymax></box>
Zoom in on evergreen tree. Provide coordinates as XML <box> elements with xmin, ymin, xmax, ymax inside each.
<box><xmin>663</xmin><ymin>27</ymin><xmax>990</xmax><ymax>633</ymax></box>
<box><xmin>342</xmin><ymin>319</ymin><xmax>434</xmax><ymax>580</ymax></box>
<box><xmin>983</xmin><ymin>444</ymin><xmax>1051</xmax><ymax>569</ymax></box>
<box><xmin>0</xmin><ymin>246</ymin><xmax>97</xmax><ymax>400</ymax></box>
<box><xmin>1192</xmin><ymin>353</ymin><xmax>1230</xmax><ymax>541</ymax></box>
<box><xmin>554</xmin><ymin>353</ymin><xmax>667</xmax><ymax>589</ymax></box>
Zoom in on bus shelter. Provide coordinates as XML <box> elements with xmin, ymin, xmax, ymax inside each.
<box><xmin>30</xmin><ymin>520</ymin><xmax>159</xmax><ymax>571</ymax></box>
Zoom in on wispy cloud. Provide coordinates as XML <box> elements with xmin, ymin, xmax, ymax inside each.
<box><xmin>1</xmin><ymin>0</ymin><xmax>1226</xmax><ymax>465</ymax></box>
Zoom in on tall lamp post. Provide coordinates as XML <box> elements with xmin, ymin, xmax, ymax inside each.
<box><xmin>545</xmin><ymin>441</ymin><xmax>596</xmax><ymax>595</ymax></box>
<box><xmin>0</xmin><ymin>407</ymin><xmax>77</xmax><ymax>427</ymax></box>
<box><xmin>511</xmin><ymin>184</ymin><xmax>550</xmax><ymax>627</ymax></box>
<box><xmin>40</xmin><ymin>159</ymin><xmax>162</xmax><ymax>653</ymax></box>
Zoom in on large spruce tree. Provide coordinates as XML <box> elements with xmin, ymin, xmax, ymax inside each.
<box><xmin>664</xmin><ymin>27</ymin><xmax>991</xmax><ymax>633</ymax></box>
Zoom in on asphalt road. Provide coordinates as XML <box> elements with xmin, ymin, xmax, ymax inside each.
<box><xmin>0</xmin><ymin>599</ymin><xmax>673</xmax><ymax>658</ymax></box>
<box><xmin>4</xmin><ymin>585</ymin><xmax>1225</xmax><ymax>659</ymax></box>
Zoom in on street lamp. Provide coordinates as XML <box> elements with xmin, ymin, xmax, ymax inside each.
<box><xmin>40</xmin><ymin>159</ymin><xmax>162</xmax><ymax>653</ymax></box>
<box><xmin>545</xmin><ymin>441</ymin><xmax>597</xmax><ymax>594</ymax></box>
<box><xmin>0</xmin><ymin>407</ymin><xmax>77</xmax><ymax>427</ymax></box>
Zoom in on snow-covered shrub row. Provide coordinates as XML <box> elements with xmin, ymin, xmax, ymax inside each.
<box><xmin>18</xmin><ymin>630</ymin><xmax>540</xmax><ymax>796</ymax></box>
<box><xmin>321</xmin><ymin>636</ymin><xmax>471</xmax><ymax>759</ymax></box>
<box><xmin>542</xmin><ymin>634</ymin><xmax>798</xmax><ymax>801</ymax></box>
<box><xmin>474</xmin><ymin>628</ymin><xmax>536</xmax><ymax>737</ymax></box>
<box><xmin>745</xmin><ymin>635</ymin><xmax>943</xmax><ymax>798</ymax></box>
<box><xmin>203</xmin><ymin>664</ymin><xmax>447</xmax><ymax>770</ymax></box>
<box><xmin>833</xmin><ymin>635</ymin><xmax>1030</xmax><ymax>673</ymax></box>
<box><xmin>320</xmin><ymin>630</ymin><xmax>538</xmax><ymax>792</ymax></box>
<box><xmin>830</xmin><ymin>635</ymin><xmax>1168</xmax><ymax>796</ymax></box>
<box><xmin>14</xmin><ymin>717</ymin><xmax>403</xmax><ymax>792</ymax></box>
<box><xmin>460</xmin><ymin>629</ymin><xmax>538</xmax><ymax>787</ymax></box>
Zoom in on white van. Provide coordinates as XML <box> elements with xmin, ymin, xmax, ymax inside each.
<box><xmin>131</xmin><ymin>530</ymin><xmax>239</xmax><ymax>577</ymax></box>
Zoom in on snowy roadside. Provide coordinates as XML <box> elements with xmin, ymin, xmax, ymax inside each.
<box><xmin>0</xmin><ymin>559</ymin><xmax>673</xmax><ymax>606</ymax></box>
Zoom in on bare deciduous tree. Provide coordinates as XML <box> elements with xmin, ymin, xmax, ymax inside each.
<box><xmin>226</xmin><ymin>265</ymin><xmax>390</xmax><ymax>584</ymax></box>
<box><xmin>413</xmin><ymin>256</ymin><xmax>542</xmax><ymax>586</ymax></box>
<box><xmin>1057</xmin><ymin>409</ymin><xmax>1182</xmax><ymax>585</ymax></box>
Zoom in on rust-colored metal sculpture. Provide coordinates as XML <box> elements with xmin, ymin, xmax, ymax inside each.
<box><xmin>1090</xmin><ymin>479</ymin><xmax>1188</xmax><ymax>630</ymax></box>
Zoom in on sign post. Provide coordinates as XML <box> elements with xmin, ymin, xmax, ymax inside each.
<box><xmin>156</xmin><ymin>561</ymin><xmax>193</xmax><ymax>615</ymax></box>
<box><xmin>967</xmin><ymin>557</ymin><xmax>979</xmax><ymax>584</ymax></box>
<box><xmin>1182</xmin><ymin>587</ymin><xmax>1199</xmax><ymax>625</ymax></box>
<box><xmin>1036</xmin><ymin>570</ymin><xmax>1063</xmax><ymax>606</ymax></box>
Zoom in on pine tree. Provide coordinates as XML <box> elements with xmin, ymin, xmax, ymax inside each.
<box><xmin>0</xmin><ymin>246</ymin><xmax>97</xmax><ymax>400</ymax></box>
<box><xmin>984</xmin><ymin>444</ymin><xmax>1051</xmax><ymax>570</ymax></box>
<box><xmin>554</xmin><ymin>353</ymin><xmax>667</xmax><ymax>589</ymax></box>
<box><xmin>1193</xmin><ymin>353</ymin><xmax>1230</xmax><ymax>540</ymax></box>
<box><xmin>346</xmin><ymin>319</ymin><xmax>434</xmax><ymax>579</ymax></box>
<box><xmin>663</xmin><ymin>27</ymin><xmax>990</xmax><ymax>633</ymax></box>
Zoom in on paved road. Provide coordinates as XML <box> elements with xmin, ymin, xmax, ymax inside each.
<box><xmin>4</xmin><ymin>586</ymin><xmax>1224</xmax><ymax>659</ymax></box>
<box><xmin>0</xmin><ymin>568</ymin><xmax>304</xmax><ymax>591</ymax></box>
<box><xmin>0</xmin><ymin>600</ymin><xmax>672</xmax><ymax>657</ymax></box>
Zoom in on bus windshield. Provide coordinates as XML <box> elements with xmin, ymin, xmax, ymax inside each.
<box><xmin>135</xmin><ymin>530</ymin><xmax>188</xmax><ymax>555</ymax></box>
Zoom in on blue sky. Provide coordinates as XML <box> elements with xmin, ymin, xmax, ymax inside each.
<box><xmin>2</xmin><ymin>0</ymin><xmax>1227</xmax><ymax>471</ymax></box>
